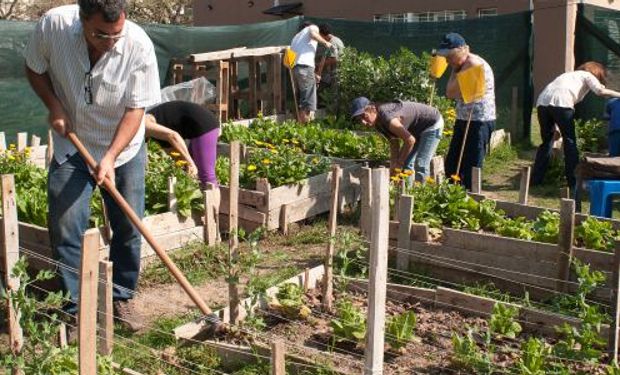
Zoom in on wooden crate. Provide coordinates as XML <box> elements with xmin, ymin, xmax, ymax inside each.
<box><xmin>218</xmin><ymin>163</ymin><xmax>362</xmax><ymax>232</ymax></box>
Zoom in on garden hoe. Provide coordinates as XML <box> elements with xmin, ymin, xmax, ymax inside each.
<box><xmin>67</xmin><ymin>132</ymin><xmax>224</xmax><ymax>337</ymax></box>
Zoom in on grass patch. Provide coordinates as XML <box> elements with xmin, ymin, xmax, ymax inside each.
<box><xmin>483</xmin><ymin>142</ymin><xmax>519</xmax><ymax>177</ymax></box>
<box><xmin>140</xmin><ymin>241</ymin><xmax>227</xmax><ymax>287</ymax></box>
<box><xmin>270</xmin><ymin>221</ymin><xmax>328</xmax><ymax>247</ymax></box>
<box><xmin>246</xmin><ymin>266</ymin><xmax>300</xmax><ymax>296</ymax></box>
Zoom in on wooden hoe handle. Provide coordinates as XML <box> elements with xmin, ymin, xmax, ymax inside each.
<box><xmin>67</xmin><ymin>132</ymin><xmax>213</xmax><ymax>316</ymax></box>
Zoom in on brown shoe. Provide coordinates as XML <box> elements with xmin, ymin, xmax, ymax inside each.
<box><xmin>113</xmin><ymin>300</ymin><xmax>144</xmax><ymax>333</ymax></box>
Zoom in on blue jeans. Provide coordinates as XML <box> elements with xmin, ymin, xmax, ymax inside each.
<box><xmin>445</xmin><ymin>119</ymin><xmax>495</xmax><ymax>189</ymax></box>
<box><xmin>610</xmin><ymin>130</ymin><xmax>620</xmax><ymax>157</ymax></box>
<box><xmin>403</xmin><ymin>117</ymin><xmax>444</xmax><ymax>182</ymax></box>
<box><xmin>531</xmin><ymin>106</ymin><xmax>578</xmax><ymax>188</ymax></box>
<box><xmin>49</xmin><ymin>143</ymin><xmax>146</xmax><ymax>312</ymax></box>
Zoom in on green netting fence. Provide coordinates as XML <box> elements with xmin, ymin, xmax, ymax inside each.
<box><xmin>575</xmin><ymin>3</ymin><xmax>620</xmax><ymax>121</ymax></box>
<box><xmin>0</xmin><ymin>12</ymin><xmax>532</xmax><ymax>140</ymax></box>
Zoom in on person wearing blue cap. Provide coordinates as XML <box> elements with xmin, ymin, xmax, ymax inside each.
<box><xmin>436</xmin><ymin>32</ymin><xmax>496</xmax><ymax>189</ymax></box>
<box><xmin>350</xmin><ymin>97</ymin><xmax>443</xmax><ymax>182</ymax></box>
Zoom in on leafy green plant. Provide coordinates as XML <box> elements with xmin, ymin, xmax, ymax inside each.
<box><xmin>451</xmin><ymin>328</ymin><xmax>493</xmax><ymax>374</ymax></box>
<box><xmin>1</xmin><ymin>257</ymin><xmax>114</xmax><ymax>374</ymax></box>
<box><xmin>516</xmin><ymin>337</ymin><xmax>551</xmax><ymax>375</ymax></box>
<box><xmin>495</xmin><ymin>217</ymin><xmax>534</xmax><ymax>241</ymax></box>
<box><xmin>386</xmin><ymin>311</ymin><xmax>417</xmax><ymax>351</ymax></box>
<box><xmin>330</xmin><ymin>298</ymin><xmax>366</xmax><ymax>345</ymax></box>
<box><xmin>334</xmin><ymin>229</ymin><xmax>368</xmax><ymax>279</ymax></box>
<box><xmin>576</xmin><ymin>216</ymin><xmax>618</xmax><ymax>252</ymax></box>
<box><xmin>489</xmin><ymin>303</ymin><xmax>522</xmax><ymax>339</ymax></box>
<box><xmin>575</xmin><ymin>118</ymin><xmax>607</xmax><ymax>153</ymax></box>
<box><xmin>531</xmin><ymin>211</ymin><xmax>560</xmax><ymax>243</ymax></box>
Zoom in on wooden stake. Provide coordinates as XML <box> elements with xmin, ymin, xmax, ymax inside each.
<box><xmin>396</xmin><ymin>195</ymin><xmax>413</xmax><ymax>271</ymax></box>
<box><xmin>560</xmin><ymin>186</ymin><xmax>570</xmax><ymax>200</ymax></box>
<box><xmin>518</xmin><ymin>166</ymin><xmax>531</xmax><ymax>205</ymax></box>
<box><xmin>323</xmin><ymin>165</ymin><xmax>341</xmax><ymax>312</ymax></box>
<box><xmin>279</xmin><ymin>204</ymin><xmax>290</xmax><ymax>235</ymax></box>
<box><xmin>203</xmin><ymin>188</ymin><xmax>218</xmax><ymax>246</ymax></box>
<box><xmin>30</xmin><ymin>135</ymin><xmax>41</xmax><ymax>149</ymax></box>
<box><xmin>557</xmin><ymin>199</ymin><xmax>575</xmax><ymax>292</ymax></box>
<box><xmin>303</xmin><ymin>268</ymin><xmax>310</xmax><ymax>292</ymax></box>
<box><xmin>58</xmin><ymin>323</ymin><xmax>67</xmax><ymax>349</ymax></box>
<box><xmin>168</xmin><ymin>176</ymin><xmax>177</xmax><ymax>214</ymax></box>
<box><xmin>471</xmin><ymin>167</ymin><xmax>482</xmax><ymax>194</ymax></box>
<box><xmin>16</xmin><ymin>133</ymin><xmax>27</xmax><ymax>152</ymax></box>
<box><xmin>0</xmin><ymin>132</ymin><xmax>6</xmax><ymax>151</ymax></box>
<box><xmin>98</xmin><ymin>260</ymin><xmax>114</xmax><ymax>356</ymax></box>
<box><xmin>360</xmin><ymin>167</ymin><xmax>372</xmax><ymax>240</ymax></box>
<box><xmin>609</xmin><ymin>240</ymin><xmax>620</xmax><ymax>363</ymax></box>
<box><xmin>1</xmin><ymin>175</ymin><xmax>23</xmax><ymax>368</ymax></box>
<box><xmin>79</xmin><ymin>229</ymin><xmax>101</xmax><ymax>375</ymax></box>
<box><xmin>271</xmin><ymin>339</ymin><xmax>286</xmax><ymax>375</ymax></box>
<box><xmin>229</xmin><ymin>141</ymin><xmax>241</xmax><ymax>325</ymax></box>
<box><xmin>364</xmin><ymin>168</ymin><xmax>390</xmax><ymax>375</ymax></box>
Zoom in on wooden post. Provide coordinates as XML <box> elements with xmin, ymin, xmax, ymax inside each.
<box><xmin>510</xmin><ymin>86</ymin><xmax>518</xmax><ymax>136</ymax></box>
<box><xmin>279</xmin><ymin>204</ymin><xmax>290</xmax><ymax>235</ymax></box>
<box><xmin>98</xmin><ymin>260</ymin><xmax>113</xmax><ymax>356</ymax></box>
<box><xmin>518</xmin><ymin>166</ymin><xmax>531</xmax><ymax>205</ymax></box>
<box><xmin>58</xmin><ymin>323</ymin><xmax>68</xmax><ymax>349</ymax></box>
<box><xmin>323</xmin><ymin>165</ymin><xmax>341</xmax><ymax>312</ymax></box>
<box><xmin>168</xmin><ymin>176</ymin><xmax>177</xmax><ymax>214</ymax></box>
<box><xmin>16</xmin><ymin>132</ymin><xmax>27</xmax><ymax>152</ymax></box>
<box><xmin>608</xmin><ymin>240</ymin><xmax>620</xmax><ymax>363</ymax></box>
<box><xmin>79</xmin><ymin>229</ymin><xmax>101</xmax><ymax>375</ymax></box>
<box><xmin>203</xmin><ymin>188</ymin><xmax>218</xmax><ymax>246</ymax></box>
<box><xmin>396</xmin><ymin>195</ymin><xmax>413</xmax><ymax>271</ymax></box>
<box><xmin>45</xmin><ymin>129</ymin><xmax>54</xmax><ymax>169</ymax></box>
<box><xmin>229</xmin><ymin>141</ymin><xmax>241</xmax><ymax>324</ymax></box>
<box><xmin>271</xmin><ymin>339</ymin><xmax>285</xmax><ymax>375</ymax></box>
<box><xmin>256</xmin><ymin>178</ymin><xmax>271</xmax><ymax>222</ymax></box>
<box><xmin>360</xmin><ymin>167</ymin><xmax>373</xmax><ymax>240</ymax></box>
<box><xmin>303</xmin><ymin>268</ymin><xmax>310</xmax><ymax>292</ymax></box>
<box><xmin>364</xmin><ymin>168</ymin><xmax>390</xmax><ymax>375</ymax></box>
<box><xmin>0</xmin><ymin>132</ymin><xmax>6</xmax><ymax>151</ymax></box>
<box><xmin>1</xmin><ymin>175</ymin><xmax>24</xmax><ymax>367</ymax></box>
<box><xmin>30</xmin><ymin>135</ymin><xmax>41</xmax><ymax>149</ymax></box>
<box><xmin>471</xmin><ymin>167</ymin><xmax>482</xmax><ymax>194</ymax></box>
<box><xmin>560</xmin><ymin>186</ymin><xmax>570</xmax><ymax>200</ymax></box>
<box><xmin>556</xmin><ymin>199</ymin><xmax>575</xmax><ymax>292</ymax></box>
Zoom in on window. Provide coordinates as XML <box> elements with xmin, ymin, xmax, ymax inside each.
<box><xmin>391</xmin><ymin>13</ymin><xmax>407</xmax><ymax>23</ymax></box>
<box><xmin>410</xmin><ymin>10</ymin><xmax>466</xmax><ymax>23</ymax></box>
<box><xmin>373</xmin><ymin>14</ymin><xmax>392</xmax><ymax>22</ymax></box>
<box><xmin>478</xmin><ymin>8</ymin><xmax>497</xmax><ymax>18</ymax></box>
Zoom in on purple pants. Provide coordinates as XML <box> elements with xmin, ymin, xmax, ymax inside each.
<box><xmin>189</xmin><ymin>128</ymin><xmax>219</xmax><ymax>187</ymax></box>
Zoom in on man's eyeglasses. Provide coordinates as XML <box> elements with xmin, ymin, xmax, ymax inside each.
<box><xmin>90</xmin><ymin>31</ymin><xmax>124</xmax><ymax>41</ymax></box>
<box><xmin>84</xmin><ymin>71</ymin><xmax>93</xmax><ymax>105</ymax></box>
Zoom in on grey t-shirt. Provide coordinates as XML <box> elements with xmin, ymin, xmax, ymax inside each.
<box><xmin>316</xmin><ymin>35</ymin><xmax>345</xmax><ymax>84</ymax></box>
<box><xmin>376</xmin><ymin>101</ymin><xmax>441</xmax><ymax>138</ymax></box>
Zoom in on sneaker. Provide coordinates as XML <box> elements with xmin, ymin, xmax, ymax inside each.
<box><xmin>113</xmin><ymin>300</ymin><xmax>144</xmax><ymax>333</ymax></box>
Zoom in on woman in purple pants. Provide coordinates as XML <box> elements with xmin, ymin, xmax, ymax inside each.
<box><xmin>146</xmin><ymin>101</ymin><xmax>220</xmax><ymax>188</ymax></box>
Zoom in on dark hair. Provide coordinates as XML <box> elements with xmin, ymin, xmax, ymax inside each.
<box><xmin>318</xmin><ymin>23</ymin><xmax>331</xmax><ymax>36</ymax></box>
<box><xmin>298</xmin><ymin>21</ymin><xmax>313</xmax><ymax>32</ymax></box>
<box><xmin>78</xmin><ymin>0</ymin><xmax>126</xmax><ymax>22</ymax></box>
<box><xmin>577</xmin><ymin>61</ymin><xmax>608</xmax><ymax>85</ymax></box>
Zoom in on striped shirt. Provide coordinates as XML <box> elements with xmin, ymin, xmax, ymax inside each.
<box><xmin>24</xmin><ymin>5</ymin><xmax>161</xmax><ymax>166</ymax></box>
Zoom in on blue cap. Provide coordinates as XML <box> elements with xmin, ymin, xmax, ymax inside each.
<box><xmin>436</xmin><ymin>32</ymin><xmax>466</xmax><ymax>56</ymax></box>
<box><xmin>350</xmin><ymin>96</ymin><xmax>370</xmax><ymax>118</ymax></box>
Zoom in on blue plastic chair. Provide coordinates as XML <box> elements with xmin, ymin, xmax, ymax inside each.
<box><xmin>588</xmin><ymin>179</ymin><xmax>620</xmax><ymax>218</ymax></box>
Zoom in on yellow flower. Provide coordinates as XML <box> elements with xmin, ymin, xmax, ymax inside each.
<box><xmin>170</xmin><ymin>151</ymin><xmax>181</xmax><ymax>157</ymax></box>
<box><xmin>394</xmin><ymin>168</ymin><xmax>402</xmax><ymax>173</ymax></box>
<box><xmin>266</xmin><ymin>143</ymin><xmax>275</xmax><ymax>149</ymax></box>
<box><xmin>443</xmin><ymin>130</ymin><xmax>453</xmax><ymax>136</ymax></box>
<box><xmin>175</xmin><ymin>160</ymin><xmax>188</xmax><ymax>167</ymax></box>
<box><xmin>282</xmin><ymin>139</ymin><xmax>290</xmax><ymax>143</ymax></box>
<box><xmin>247</xmin><ymin>164</ymin><xmax>257</xmax><ymax>171</ymax></box>
<box><xmin>451</xmin><ymin>174</ymin><xmax>461</xmax><ymax>183</ymax></box>
<box><xmin>312</xmin><ymin>157</ymin><xmax>320</xmax><ymax>164</ymax></box>
<box><xmin>292</xmin><ymin>139</ymin><xmax>299</xmax><ymax>145</ymax></box>
<box><xmin>399</xmin><ymin>173</ymin><xmax>408</xmax><ymax>178</ymax></box>
<box><xmin>390</xmin><ymin>176</ymin><xmax>400</xmax><ymax>183</ymax></box>
<box><xmin>8</xmin><ymin>144</ymin><xmax>15</xmax><ymax>149</ymax></box>
<box><xmin>7</xmin><ymin>155</ymin><xmax>15</xmax><ymax>161</ymax></box>
<box><xmin>254</xmin><ymin>140</ymin><xmax>264</xmax><ymax>146</ymax></box>
<box><xmin>404</xmin><ymin>169</ymin><xmax>414</xmax><ymax>176</ymax></box>
<box><xmin>270</xmin><ymin>148</ymin><xmax>279</xmax><ymax>154</ymax></box>
<box><xmin>24</xmin><ymin>146</ymin><xmax>32</xmax><ymax>152</ymax></box>
<box><xmin>426</xmin><ymin>176</ymin><xmax>435</xmax><ymax>184</ymax></box>
<box><xmin>262</xmin><ymin>158</ymin><xmax>271</xmax><ymax>165</ymax></box>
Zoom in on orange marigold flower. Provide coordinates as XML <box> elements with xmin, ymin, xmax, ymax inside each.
<box><xmin>451</xmin><ymin>174</ymin><xmax>461</xmax><ymax>183</ymax></box>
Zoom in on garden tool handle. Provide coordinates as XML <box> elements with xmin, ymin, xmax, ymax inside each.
<box><xmin>67</xmin><ymin>132</ymin><xmax>213</xmax><ymax>316</ymax></box>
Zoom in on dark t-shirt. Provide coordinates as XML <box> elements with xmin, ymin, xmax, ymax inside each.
<box><xmin>147</xmin><ymin>101</ymin><xmax>219</xmax><ymax>140</ymax></box>
<box><xmin>375</xmin><ymin>101</ymin><xmax>441</xmax><ymax>139</ymax></box>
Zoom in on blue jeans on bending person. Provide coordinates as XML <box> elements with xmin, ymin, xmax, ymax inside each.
<box><xmin>403</xmin><ymin>117</ymin><xmax>444</xmax><ymax>182</ymax></box>
<box><xmin>445</xmin><ymin>119</ymin><xmax>495</xmax><ymax>189</ymax></box>
<box><xmin>531</xmin><ymin>106</ymin><xmax>578</xmax><ymax>189</ymax></box>
<box><xmin>48</xmin><ymin>143</ymin><xmax>146</xmax><ymax>313</ymax></box>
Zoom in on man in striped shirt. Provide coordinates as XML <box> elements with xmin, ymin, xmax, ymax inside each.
<box><xmin>24</xmin><ymin>0</ymin><xmax>160</xmax><ymax>331</ymax></box>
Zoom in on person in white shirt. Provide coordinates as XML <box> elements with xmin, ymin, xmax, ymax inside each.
<box><xmin>290</xmin><ymin>21</ymin><xmax>332</xmax><ymax>123</ymax></box>
<box><xmin>531</xmin><ymin>61</ymin><xmax>620</xmax><ymax>190</ymax></box>
<box><xmin>24</xmin><ymin>0</ymin><xmax>160</xmax><ymax>331</ymax></box>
